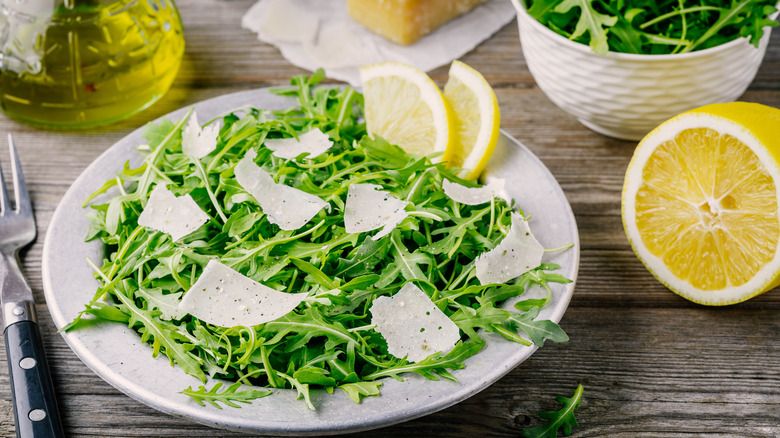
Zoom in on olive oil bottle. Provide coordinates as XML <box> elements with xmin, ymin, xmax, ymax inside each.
<box><xmin>0</xmin><ymin>0</ymin><xmax>184</xmax><ymax>128</ymax></box>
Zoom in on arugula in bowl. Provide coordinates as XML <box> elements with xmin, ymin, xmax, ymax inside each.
<box><xmin>524</xmin><ymin>0</ymin><xmax>779</xmax><ymax>54</ymax></box>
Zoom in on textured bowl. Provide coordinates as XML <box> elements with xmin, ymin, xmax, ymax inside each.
<box><xmin>511</xmin><ymin>0</ymin><xmax>776</xmax><ymax>141</ymax></box>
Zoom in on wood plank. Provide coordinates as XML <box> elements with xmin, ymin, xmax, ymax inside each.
<box><xmin>2</xmin><ymin>306</ymin><xmax>777</xmax><ymax>437</ymax></box>
<box><xmin>1</xmin><ymin>0</ymin><xmax>779</xmax><ymax>436</ymax></box>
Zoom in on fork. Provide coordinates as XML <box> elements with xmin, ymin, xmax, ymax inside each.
<box><xmin>0</xmin><ymin>134</ymin><xmax>65</xmax><ymax>438</ymax></box>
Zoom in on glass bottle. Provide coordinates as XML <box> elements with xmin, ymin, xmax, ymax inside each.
<box><xmin>0</xmin><ymin>0</ymin><xmax>185</xmax><ymax>128</ymax></box>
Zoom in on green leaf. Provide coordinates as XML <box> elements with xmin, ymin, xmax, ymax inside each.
<box><xmin>509</xmin><ymin>308</ymin><xmax>569</xmax><ymax>347</ymax></box>
<box><xmin>136</xmin><ymin>288</ymin><xmax>185</xmax><ymax>320</ymax></box>
<box><xmin>554</xmin><ymin>0</ymin><xmax>617</xmax><ymax>54</ymax></box>
<box><xmin>181</xmin><ymin>382</ymin><xmax>272</xmax><ymax>409</ymax></box>
<box><xmin>338</xmin><ymin>381</ymin><xmax>383</xmax><ymax>403</ymax></box>
<box><xmin>521</xmin><ymin>384</ymin><xmax>584</xmax><ymax>438</ymax></box>
<box><xmin>293</xmin><ymin>366</ymin><xmax>337</xmax><ymax>386</ymax></box>
<box><xmin>364</xmin><ymin>341</ymin><xmax>484</xmax><ymax>381</ymax></box>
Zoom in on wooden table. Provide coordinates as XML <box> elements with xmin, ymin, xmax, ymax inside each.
<box><xmin>1</xmin><ymin>1</ymin><xmax>779</xmax><ymax>436</ymax></box>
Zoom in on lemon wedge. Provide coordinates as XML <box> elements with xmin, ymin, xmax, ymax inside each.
<box><xmin>360</xmin><ymin>62</ymin><xmax>452</xmax><ymax>159</ymax></box>
<box><xmin>622</xmin><ymin>102</ymin><xmax>780</xmax><ymax>305</ymax></box>
<box><xmin>443</xmin><ymin>60</ymin><xmax>501</xmax><ymax>180</ymax></box>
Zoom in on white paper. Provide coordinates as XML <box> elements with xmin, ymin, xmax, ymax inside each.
<box><xmin>241</xmin><ymin>0</ymin><xmax>516</xmax><ymax>86</ymax></box>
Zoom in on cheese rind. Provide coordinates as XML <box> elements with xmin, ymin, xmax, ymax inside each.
<box><xmin>346</xmin><ymin>0</ymin><xmax>490</xmax><ymax>45</ymax></box>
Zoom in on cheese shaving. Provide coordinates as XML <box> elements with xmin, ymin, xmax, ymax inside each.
<box><xmin>137</xmin><ymin>185</ymin><xmax>209</xmax><ymax>241</ymax></box>
<box><xmin>264</xmin><ymin>128</ymin><xmax>334</xmax><ymax>160</ymax></box>
<box><xmin>442</xmin><ymin>178</ymin><xmax>506</xmax><ymax>205</ymax></box>
<box><xmin>179</xmin><ymin>260</ymin><xmax>306</xmax><ymax>327</ymax></box>
<box><xmin>343</xmin><ymin>183</ymin><xmax>409</xmax><ymax>240</ymax></box>
<box><xmin>234</xmin><ymin>150</ymin><xmax>328</xmax><ymax>230</ymax></box>
<box><xmin>369</xmin><ymin>283</ymin><xmax>460</xmax><ymax>363</ymax></box>
<box><xmin>475</xmin><ymin>212</ymin><xmax>544</xmax><ymax>285</ymax></box>
<box><xmin>182</xmin><ymin>111</ymin><xmax>220</xmax><ymax>159</ymax></box>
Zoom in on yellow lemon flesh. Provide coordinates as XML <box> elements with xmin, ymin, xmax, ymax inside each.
<box><xmin>622</xmin><ymin>102</ymin><xmax>780</xmax><ymax>305</ymax></box>
<box><xmin>443</xmin><ymin>60</ymin><xmax>501</xmax><ymax>180</ymax></box>
<box><xmin>360</xmin><ymin>62</ymin><xmax>452</xmax><ymax>160</ymax></box>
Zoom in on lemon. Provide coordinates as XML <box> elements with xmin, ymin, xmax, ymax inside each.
<box><xmin>622</xmin><ymin>102</ymin><xmax>780</xmax><ymax>305</ymax></box>
<box><xmin>360</xmin><ymin>62</ymin><xmax>452</xmax><ymax>160</ymax></box>
<box><xmin>443</xmin><ymin>60</ymin><xmax>501</xmax><ymax>180</ymax></box>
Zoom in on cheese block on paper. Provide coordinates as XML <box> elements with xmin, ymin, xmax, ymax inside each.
<box><xmin>346</xmin><ymin>0</ymin><xmax>490</xmax><ymax>45</ymax></box>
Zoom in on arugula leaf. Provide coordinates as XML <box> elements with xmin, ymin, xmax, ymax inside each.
<box><xmin>181</xmin><ymin>382</ymin><xmax>272</xmax><ymax>409</ymax></box>
<box><xmin>554</xmin><ymin>0</ymin><xmax>618</xmax><ymax>54</ymax></box>
<box><xmin>521</xmin><ymin>384</ymin><xmax>584</xmax><ymax>438</ymax></box>
<box><xmin>338</xmin><ymin>381</ymin><xmax>383</xmax><ymax>403</ymax></box>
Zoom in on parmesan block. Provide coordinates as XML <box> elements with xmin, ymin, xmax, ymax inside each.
<box><xmin>442</xmin><ymin>178</ymin><xmax>506</xmax><ymax>205</ymax></box>
<box><xmin>137</xmin><ymin>185</ymin><xmax>210</xmax><ymax>242</ymax></box>
<box><xmin>343</xmin><ymin>183</ymin><xmax>409</xmax><ymax>240</ymax></box>
<box><xmin>234</xmin><ymin>150</ymin><xmax>328</xmax><ymax>230</ymax></box>
<box><xmin>370</xmin><ymin>283</ymin><xmax>460</xmax><ymax>362</ymax></box>
<box><xmin>182</xmin><ymin>111</ymin><xmax>220</xmax><ymax>159</ymax></box>
<box><xmin>347</xmin><ymin>0</ymin><xmax>490</xmax><ymax>45</ymax></box>
<box><xmin>179</xmin><ymin>260</ymin><xmax>306</xmax><ymax>327</ymax></box>
<box><xmin>264</xmin><ymin>128</ymin><xmax>333</xmax><ymax>160</ymax></box>
<box><xmin>475</xmin><ymin>212</ymin><xmax>544</xmax><ymax>285</ymax></box>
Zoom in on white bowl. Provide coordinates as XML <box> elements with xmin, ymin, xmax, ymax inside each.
<box><xmin>511</xmin><ymin>0</ymin><xmax>776</xmax><ymax>141</ymax></box>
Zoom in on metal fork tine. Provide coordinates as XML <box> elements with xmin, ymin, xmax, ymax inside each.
<box><xmin>0</xmin><ymin>136</ymin><xmax>8</xmax><ymax>216</ymax></box>
<box><xmin>8</xmin><ymin>134</ymin><xmax>31</xmax><ymax>215</ymax></box>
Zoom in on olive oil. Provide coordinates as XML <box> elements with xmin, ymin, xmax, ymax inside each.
<box><xmin>0</xmin><ymin>0</ymin><xmax>184</xmax><ymax>128</ymax></box>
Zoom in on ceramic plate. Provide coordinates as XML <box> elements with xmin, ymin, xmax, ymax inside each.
<box><xmin>42</xmin><ymin>88</ymin><xmax>579</xmax><ymax>435</ymax></box>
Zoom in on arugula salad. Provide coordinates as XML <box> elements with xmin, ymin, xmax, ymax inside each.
<box><xmin>524</xmin><ymin>0</ymin><xmax>779</xmax><ymax>54</ymax></box>
<box><xmin>65</xmin><ymin>71</ymin><xmax>572</xmax><ymax>410</ymax></box>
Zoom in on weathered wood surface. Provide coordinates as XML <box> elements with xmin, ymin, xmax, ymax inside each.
<box><xmin>1</xmin><ymin>0</ymin><xmax>778</xmax><ymax>436</ymax></box>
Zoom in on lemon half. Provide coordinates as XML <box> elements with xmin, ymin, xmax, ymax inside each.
<box><xmin>360</xmin><ymin>62</ymin><xmax>452</xmax><ymax>160</ymax></box>
<box><xmin>622</xmin><ymin>102</ymin><xmax>780</xmax><ymax>305</ymax></box>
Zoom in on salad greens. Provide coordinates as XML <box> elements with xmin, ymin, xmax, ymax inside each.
<box><xmin>524</xmin><ymin>0</ymin><xmax>779</xmax><ymax>54</ymax></box>
<box><xmin>65</xmin><ymin>70</ymin><xmax>571</xmax><ymax>409</ymax></box>
<box><xmin>521</xmin><ymin>384</ymin><xmax>584</xmax><ymax>438</ymax></box>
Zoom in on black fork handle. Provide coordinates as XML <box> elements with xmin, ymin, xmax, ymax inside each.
<box><xmin>4</xmin><ymin>320</ymin><xmax>65</xmax><ymax>438</ymax></box>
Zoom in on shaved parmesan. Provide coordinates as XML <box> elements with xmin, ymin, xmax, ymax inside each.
<box><xmin>370</xmin><ymin>283</ymin><xmax>460</xmax><ymax>363</ymax></box>
<box><xmin>137</xmin><ymin>185</ymin><xmax>209</xmax><ymax>241</ymax></box>
<box><xmin>264</xmin><ymin>128</ymin><xmax>333</xmax><ymax>160</ymax></box>
<box><xmin>182</xmin><ymin>111</ymin><xmax>220</xmax><ymax>159</ymax></box>
<box><xmin>254</xmin><ymin>0</ymin><xmax>319</xmax><ymax>43</ymax></box>
<box><xmin>344</xmin><ymin>183</ymin><xmax>409</xmax><ymax>240</ymax></box>
<box><xmin>442</xmin><ymin>178</ymin><xmax>506</xmax><ymax>205</ymax></box>
<box><xmin>475</xmin><ymin>212</ymin><xmax>544</xmax><ymax>285</ymax></box>
<box><xmin>179</xmin><ymin>260</ymin><xmax>306</xmax><ymax>327</ymax></box>
<box><xmin>234</xmin><ymin>150</ymin><xmax>328</xmax><ymax>230</ymax></box>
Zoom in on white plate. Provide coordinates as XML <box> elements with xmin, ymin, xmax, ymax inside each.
<box><xmin>41</xmin><ymin>88</ymin><xmax>579</xmax><ymax>435</ymax></box>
